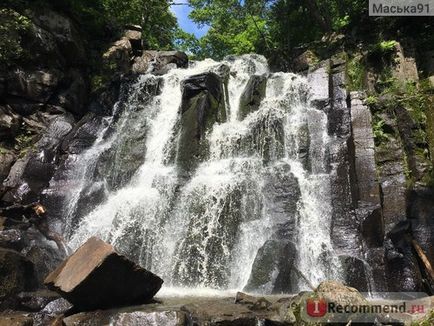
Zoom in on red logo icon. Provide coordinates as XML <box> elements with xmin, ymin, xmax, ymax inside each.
<box><xmin>306</xmin><ymin>298</ymin><xmax>327</xmax><ymax>317</ymax></box>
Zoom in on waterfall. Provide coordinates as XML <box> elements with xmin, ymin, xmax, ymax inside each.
<box><xmin>64</xmin><ymin>54</ymin><xmax>342</xmax><ymax>293</ymax></box>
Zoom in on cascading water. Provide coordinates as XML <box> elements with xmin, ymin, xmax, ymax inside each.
<box><xmin>64</xmin><ymin>54</ymin><xmax>342</xmax><ymax>293</ymax></box>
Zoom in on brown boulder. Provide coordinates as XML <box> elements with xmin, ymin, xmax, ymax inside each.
<box><xmin>44</xmin><ymin>237</ymin><xmax>163</xmax><ymax>310</ymax></box>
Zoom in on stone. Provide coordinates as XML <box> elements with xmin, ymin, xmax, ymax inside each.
<box><xmin>132</xmin><ymin>51</ymin><xmax>188</xmax><ymax>74</ymax></box>
<box><xmin>28</xmin><ymin>9</ymin><xmax>86</xmax><ymax>64</ymax></box>
<box><xmin>238</xmin><ymin>74</ymin><xmax>267</xmax><ymax>120</ymax></box>
<box><xmin>61</xmin><ymin>113</ymin><xmax>103</xmax><ymax>154</ymax></box>
<box><xmin>307</xmin><ymin>60</ymin><xmax>330</xmax><ymax>110</ymax></box>
<box><xmin>338</xmin><ymin>255</ymin><xmax>370</xmax><ymax>292</ymax></box>
<box><xmin>316</xmin><ymin>280</ymin><xmax>368</xmax><ymax>307</ymax></box>
<box><xmin>244</xmin><ymin>240</ymin><xmax>296</xmax><ymax>294</ymax></box>
<box><xmin>63</xmin><ymin>310</ymin><xmax>186</xmax><ymax>326</ymax></box>
<box><xmin>44</xmin><ymin>237</ymin><xmax>163</xmax><ymax>310</ymax></box>
<box><xmin>16</xmin><ymin>290</ymin><xmax>60</xmax><ymax>312</ymax></box>
<box><xmin>0</xmin><ymin>106</ymin><xmax>20</xmax><ymax>139</ymax></box>
<box><xmin>0</xmin><ymin>314</ymin><xmax>33</xmax><ymax>326</ymax></box>
<box><xmin>376</xmin><ymin>135</ymin><xmax>407</xmax><ymax>233</ymax></box>
<box><xmin>350</xmin><ymin>92</ymin><xmax>381</xmax><ymax>205</ymax></box>
<box><xmin>408</xmin><ymin>186</ymin><xmax>434</xmax><ymax>265</ymax></box>
<box><xmin>292</xmin><ymin>50</ymin><xmax>318</xmax><ymax>72</ymax></box>
<box><xmin>103</xmin><ymin>38</ymin><xmax>133</xmax><ymax>74</ymax></box>
<box><xmin>234</xmin><ymin>292</ymin><xmax>272</xmax><ymax>310</ymax></box>
<box><xmin>385</xmin><ymin>221</ymin><xmax>424</xmax><ymax>291</ymax></box>
<box><xmin>357</xmin><ymin>201</ymin><xmax>384</xmax><ymax>248</ymax></box>
<box><xmin>0</xmin><ymin>151</ymin><xmax>16</xmax><ymax>184</ymax></box>
<box><xmin>177</xmin><ymin>72</ymin><xmax>226</xmax><ymax>172</ymax></box>
<box><xmin>49</xmin><ymin>69</ymin><xmax>87</xmax><ymax>116</ymax></box>
<box><xmin>2</xmin><ymin>114</ymin><xmax>75</xmax><ymax>203</ymax></box>
<box><xmin>0</xmin><ymin>229</ymin><xmax>26</xmax><ymax>251</ymax></box>
<box><xmin>392</xmin><ymin>43</ymin><xmax>419</xmax><ymax>84</ymax></box>
<box><xmin>182</xmin><ymin>298</ymin><xmax>258</xmax><ymax>326</ymax></box>
<box><xmin>0</xmin><ymin>248</ymin><xmax>37</xmax><ymax>301</ymax></box>
<box><xmin>6</xmin><ymin>68</ymin><xmax>63</xmax><ymax>103</ymax></box>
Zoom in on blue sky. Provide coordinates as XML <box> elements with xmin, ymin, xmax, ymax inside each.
<box><xmin>170</xmin><ymin>0</ymin><xmax>209</xmax><ymax>38</ymax></box>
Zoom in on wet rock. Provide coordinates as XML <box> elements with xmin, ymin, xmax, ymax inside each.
<box><xmin>350</xmin><ymin>92</ymin><xmax>381</xmax><ymax>205</ymax></box>
<box><xmin>338</xmin><ymin>255</ymin><xmax>370</xmax><ymax>292</ymax></box>
<box><xmin>357</xmin><ymin>201</ymin><xmax>384</xmax><ymax>248</ymax></box>
<box><xmin>385</xmin><ymin>221</ymin><xmax>424</xmax><ymax>291</ymax></box>
<box><xmin>376</xmin><ymin>135</ymin><xmax>407</xmax><ymax>233</ymax></box>
<box><xmin>0</xmin><ymin>248</ymin><xmax>37</xmax><ymax>301</ymax></box>
<box><xmin>182</xmin><ymin>298</ymin><xmax>257</xmax><ymax>326</ymax></box>
<box><xmin>307</xmin><ymin>60</ymin><xmax>330</xmax><ymax>110</ymax></box>
<box><xmin>61</xmin><ymin>113</ymin><xmax>103</xmax><ymax>154</ymax></box>
<box><xmin>63</xmin><ymin>310</ymin><xmax>186</xmax><ymax>326</ymax></box>
<box><xmin>238</xmin><ymin>74</ymin><xmax>267</xmax><ymax>120</ymax></box>
<box><xmin>177</xmin><ymin>72</ymin><xmax>226</xmax><ymax>172</ymax></box>
<box><xmin>16</xmin><ymin>290</ymin><xmax>60</xmax><ymax>312</ymax></box>
<box><xmin>0</xmin><ymin>151</ymin><xmax>16</xmax><ymax>184</ymax></box>
<box><xmin>263</xmin><ymin>163</ymin><xmax>300</xmax><ymax>239</ymax></box>
<box><xmin>408</xmin><ymin>186</ymin><xmax>434</xmax><ymax>265</ymax></box>
<box><xmin>2</xmin><ymin>114</ymin><xmax>74</xmax><ymax>203</ymax></box>
<box><xmin>0</xmin><ymin>106</ymin><xmax>20</xmax><ymax>139</ymax></box>
<box><xmin>44</xmin><ymin>237</ymin><xmax>163</xmax><ymax>310</ymax></box>
<box><xmin>234</xmin><ymin>292</ymin><xmax>272</xmax><ymax>310</ymax></box>
<box><xmin>0</xmin><ymin>229</ymin><xmax>26</xmax><ymax>251</ymax></box>
<box><xmin>244</xmin><ymin>240</ymin><xmax>296</xmax><ymax>294</ymax></box>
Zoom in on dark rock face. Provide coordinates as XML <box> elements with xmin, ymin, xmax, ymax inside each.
<box><xmin>408</xmin><ymin>186</ymin><xmax>434</xmax><ymax>266</ymax></box>
<box><xmin>244</xmin><ymin>240</ymin><xmax>296</xmax><ymax>294</ymax></box>
<box><xmin>350</xmin><ymin>92</ymin><xmax>381</xmax><ymax>205</ymax></box>
<box><xmin>238</xmin><ymin>74</ymin><xmax>267</xmax><ymax>120</ymax></box>
<box><xmin>385</xmin><ymin>221</ymin><xmax>424</xmax><ymax>292</ymax></box>
<box><xmin>0</xmin><ymin>229</ymin><xmax>26</xmax><ymax>251</ymax></box>
<box><xmin>44</xmin><ymin>237</ymin><xmax>163</xmax><ymax>310</ymax></box>
<box><xmin>0</xmin><ymin>248</ymin><xmax>37</xmax><ymax>302</ymax></box>
<box><xmin>177</xmin><ymin>72</ymin><xmax>226</xmax><ymax>173</ymax></box>
<box><xmin>2</xmin><ymin>115</ymin><xmax>74</xmax><ymax>204</ymax></box>
<box><xmin>357</xmin><ymin>201</ymin><xmax>384</xmax><ymax>248</ymax></box>
<box><xmin>338</xmin><ymin>255</ymin><xmax>370</xmax><ymax>292</ymax></box>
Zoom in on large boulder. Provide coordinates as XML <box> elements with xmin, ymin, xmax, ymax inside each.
<box><xmin>177</xmin><ymin>72</ymin><xmax>226</xmax><ymax>173</ymax></box>
<box><xmin>0</xmin><ymin>248</ymin><xmax>37</xmax><ymax>302</ymax></box>
<box><xmin>44</xmin><ymin>237</ymin><xmax>163</xmax><ymax>310</ymax></box>
<box><xmin>315</xmin><ymin>280</ymin><xmax>368</xmax><ymax>307</ymax></box>
<box><xmin>238</xmin><ymin>74</ymin><xmax>267</xmax><ymax>120</ymax></box>
<box><xmin>244</xmin><ymin>240</ymin><xmax>296</xmax><ymax>294</ymax></box>
<box><xmin>132</xmin><ymin>51</ymin><xmax>188</xmax><ymax>74</ymax></box>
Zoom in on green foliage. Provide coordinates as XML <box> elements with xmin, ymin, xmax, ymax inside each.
<box><xmin>378</xmin><ymin>40</ymin><xmax>397</xmax><ymax>52</ymax></box>
<box><xmin>5</xmin><ymin>0</ymin><xmax>177</xmax><ymax>50</ymax></box>
<box><xmin>0</xmin><ymin>9</ymin><xmax>31</xmax><ymax>67</ymax></box>
<box><xmin>346</xmin><ymin>55</ymin><xmax>365</xmax><ymax>91</ymax></box>
<box><xmin>372</xmin><ymin>118</ymin><xmax>390</xmax><ymax>146</ymax></box>
<box><xmin>412</xmin><ymin>308</ymin><xmax>434</xmax><ymax>325</ymax></box>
